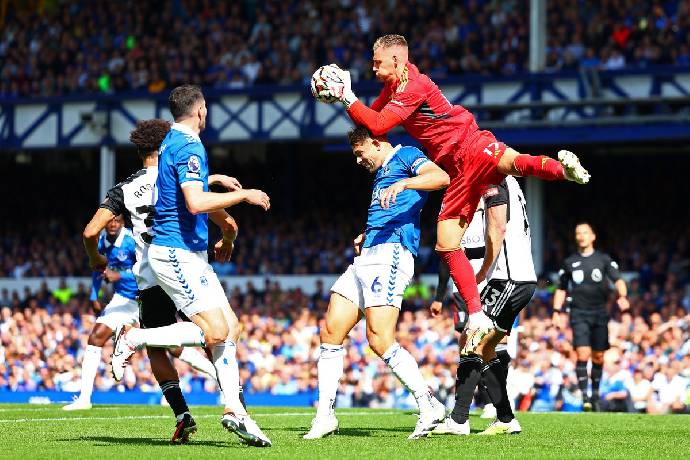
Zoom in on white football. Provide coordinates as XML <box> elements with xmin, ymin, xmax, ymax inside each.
<box><xmin>310</xmin><ymin>64</ymin><xmax>342</xmax><ymax>103</ymax></box>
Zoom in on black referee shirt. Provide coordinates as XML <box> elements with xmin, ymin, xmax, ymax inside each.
<box><xmin>557</xmin><ymin>251</ymin><xmax>622</xmax><ymax>311</ymax></box>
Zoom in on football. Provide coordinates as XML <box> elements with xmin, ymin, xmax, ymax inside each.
<box><xmin>310</xmin><ymin>64</ymin><xmax>342</xmax><ymax>103</ymax></box>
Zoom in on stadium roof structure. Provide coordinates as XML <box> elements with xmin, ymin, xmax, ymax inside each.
<box><xmin>1</xmin><ymin>68</ymin><xmax>689</xmax><ymax>150</ymax></box>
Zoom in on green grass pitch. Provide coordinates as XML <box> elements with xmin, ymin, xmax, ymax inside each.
<box><xmin>1</xmin><ymin>404</ymin><xmax>689</xmax><ymax>459</ymax></box>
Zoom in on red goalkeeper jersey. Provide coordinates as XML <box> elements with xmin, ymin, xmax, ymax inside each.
<box><xmin>347</xmin><ymin>63</ymin><xmax>479</xmax><ymax>163</ymax></box>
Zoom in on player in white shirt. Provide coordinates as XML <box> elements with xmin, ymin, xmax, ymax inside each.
<box><xmin>431</xmin><ymin>176</ymin><xmax>537</xmax><ymax>435</ymax></box>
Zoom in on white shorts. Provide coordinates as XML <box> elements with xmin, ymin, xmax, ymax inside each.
<box><xmin>148</xmin><ymin>244</ymin><xmax>229</xmax><ymax>318</ymax></box>
<box><xmin>331</xmin><ymin>243</ymin><xmax>414</xmax><ymax>310</ymax></box>
<box><xmin>96</xmin><ymin>292</ymin><xmax>139</xmax><ymax>330</ymax></box>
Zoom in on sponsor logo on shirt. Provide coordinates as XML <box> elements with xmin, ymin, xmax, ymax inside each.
<box><xmin>572</xmin><ymin>261</ymin><xmax>581</xmax><ymax>267</ymax></box>
<box><xmin>116</xmin><ymin>250</ymin><xmax>128</xmax><ymax>262</ymax></box>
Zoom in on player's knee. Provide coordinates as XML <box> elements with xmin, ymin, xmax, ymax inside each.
<box><xmin>204</xmin><ymin>322</ymin><xmax>229</xmax><ymax>346</ymax></box>
<box><xmin>366</xmin><ymin>330</ymin><xmax>393</xmax><ymax>357</ymax></box>
<box><xmin>168</xmin><ymin>346</ymin><xmax>183</xmax><ymax>358</ymax></box>
<box><xmin>320</xmin><ymin>324</ymin><xmax>341</xmax><ymax>345</ymax></box>
<box><xmin>88</xmin><ymin>327</ymin><xmax>111</xmax><ymax>347</ymax></box>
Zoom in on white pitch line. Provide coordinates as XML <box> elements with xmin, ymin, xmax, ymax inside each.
<box><xmin>0</xmin><ymin>411</ymin><xmax>401</xmax><ymax>424</ymax></box>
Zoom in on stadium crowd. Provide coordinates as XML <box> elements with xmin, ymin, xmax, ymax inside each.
<box><xmin>1</xmin><ymin>0</ymin><xmax>689</xmax><ymax>98</ymax></box>
<box><xmin>1</xmin><ymin>274</ymin><xmax>689</xmax><ymax>414</ymax></box>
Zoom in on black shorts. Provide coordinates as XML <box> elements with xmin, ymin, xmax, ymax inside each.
<box><xmin>138</xmin><ymin>285</ymin><xmax>189</xmax><ymax>329</ymax></box>
<box><xmin>570</xmin><ymin>308</ymin><xmax>609</xmax><ymax>351</ymax></box>
<box><xmin>481</xmin><ymin>280</ymin><xmax>536</xmax><ymax>333</ymax></box>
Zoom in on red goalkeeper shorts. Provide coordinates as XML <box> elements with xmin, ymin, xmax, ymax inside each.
<box><xmin>437</xmin><ymin>130</ymin><xmax>507</xmax><ymax>222</ymax></box>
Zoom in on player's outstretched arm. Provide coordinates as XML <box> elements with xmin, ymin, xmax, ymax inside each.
<box><xmin>182</xmin><ymin>182</ymin><xmax>270</xmax><ymax>215</ymax></box>
<box><xmin>318</xmin><ymin>65</ymin><xmax>410</xmax><ymax>136</ymax></box>
<box><xmin>379</xmin><ymin>162</ymin><xmax>449</xmax><ymax>209</ymax></box>
<box><xmin>476</xmin><ymin>204</ymin><xmax>507</xmax><ymax>284</ymax></box>
<box><xmin>83</xmin><ymin>207</ymin><xmax>114</xmax><ymax>271</ymax></box>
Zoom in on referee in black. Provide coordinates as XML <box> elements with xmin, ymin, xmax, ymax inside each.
<box><xmin>553</xmin><ymin>222</ymin><xmax>629</xmax><ymax>411</ymax></box>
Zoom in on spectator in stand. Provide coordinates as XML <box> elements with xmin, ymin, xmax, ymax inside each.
<box><xmin>3</xmin><ymin>1</ymin><xmax>689</xmax><ymax>98</ymax></box>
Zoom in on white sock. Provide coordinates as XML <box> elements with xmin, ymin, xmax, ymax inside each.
<box><xmin>382</xmin><ymin>343</ymin><xmax>431</xmax><ymax>408</ymax></box>
<box><xmin>179</xmin><ymin>347</ymin><xmax>218</xmax><ymax>381</ymax></box>
<box><xmin>315</xmin><ymin>343</ymin><xmax>345</xmax><ymax>419</ymax></box>
<box><xmin>78</xmin><ymin>345</ymin><xmax>102</xmax><ymax>402</ymax></box>
<box><xmin>211</xmin><ymin>341</ymin><xmax>245</xmax><ymax>415</ymax></box>
<box><xmin>127</xmin><ymin>323</ymin><xmax>205</xmax><ymax>349</ymax></box>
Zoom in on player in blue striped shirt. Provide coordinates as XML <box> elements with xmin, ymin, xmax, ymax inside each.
<box><xmin>304</xmin><ymin>126</ymin><xmax>450</xmax><ymax>440</ymax></box>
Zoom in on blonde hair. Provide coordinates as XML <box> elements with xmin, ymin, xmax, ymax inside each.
<box><xmin>373</xmin><ymin>34</ymin><xmax>408</xmax><ymax>51</ymax></box>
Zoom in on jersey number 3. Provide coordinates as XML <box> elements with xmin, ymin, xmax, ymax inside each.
<box><xmin>136</xmin><ymin>205</ymin><xmax>155</xmax><ymax>244</ymax></box>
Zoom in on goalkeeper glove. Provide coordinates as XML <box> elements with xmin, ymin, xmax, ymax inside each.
<box><xmin>329</xmin><ymin>64</ymin><xmax>358</xmax><ymax>108</ymax></box>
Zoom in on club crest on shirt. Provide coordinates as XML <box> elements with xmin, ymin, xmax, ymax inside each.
<box><xmin>116</xmin><ymin>250</ymin><xmax>128</xmax><ymax>262</ymax></box>
<box><xmin>591</xmin><ymin>268</ymin><xmax>603</xmax><ymax>282</ymax></box>
<box><xmin>572</xmin><ymin>269</ymin><xmax>584</xmax><ymax>284</ymax></box>
<box><xmin>200</xmin><ymin>275</ymin><xmax>208</xmax><ymax>286</ymax></box>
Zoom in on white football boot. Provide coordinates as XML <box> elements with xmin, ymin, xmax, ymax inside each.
<box><xmin>303</xmin><ymin>415</ymin><xmax>339</xmax><ymax>439</ymax></box>
<box><xmin>433</xmin><ymin>417</ymin><xmax>470</xmax><ymax>435</ymax></box>
<box><xmin>62</xmin><ymin>396</ymin><xmax>92</xmax><ymax>411</ymax></box>
<box><xmin>478</xmin><ymin>418</ymin><xmax>522</xmax><ymax>435</ymax></box>
<box><xmin>558</xmin><ymin>150</ymin><xmax>590</xmax><ymax>184</ymax></box>
<box><xmin>110</xmin><ymin>325</ymin><xmax>136</xmax><ymax>381</ymax></box>
<box><xmin>221</xmin><ymin>412</ymin><xmax>272</xmax><ymax>447</ymax></box>
<box><xmin>408</xmin><ymin>395</ymin><xmax>446</xmax><ymax>439</ymax></box>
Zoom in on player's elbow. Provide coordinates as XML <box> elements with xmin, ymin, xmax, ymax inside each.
<box><xmin>185</xmin><ymin>199</ymin><xmax>204</xmax><ymax>215</ymax></box>
<box><xmin>438</xmin><ymin>171</ymin><xmax>450</xmax><ymax>188</ymax></box>
<box><xmin>369</xmin><ymin>125</ymin><xmax>389</xmax><ymax>136</ymax></box>
<box><xmin>83</xmin><ymin>225</ymin><xmax>99</xmax><ymax>240</ymax></box>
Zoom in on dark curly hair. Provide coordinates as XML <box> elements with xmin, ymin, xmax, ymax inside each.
<box><xmin>129</xmin><ymin>119</ymin><xmax>171</xmax><ymax>159</ymax></box>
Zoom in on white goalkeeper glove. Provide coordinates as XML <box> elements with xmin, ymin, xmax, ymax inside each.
<box><xmin>328</xmin><ymin>64</ymin><xmax>358</xmax><ymax>108</ymax></box>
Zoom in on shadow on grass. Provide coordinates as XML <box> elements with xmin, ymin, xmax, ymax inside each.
<box><xmin>57</xmin><ymin>436</ymin><xmax>238</xmax><ymax>448</ymax></box>
<box><xmin>279</xmin><ymin>426</ymin><xmax>412</xmax><ymax>437</ymax></box>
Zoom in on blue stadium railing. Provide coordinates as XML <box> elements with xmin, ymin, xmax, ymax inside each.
<box><xmin>1</xmin><ymin>67</ymin><xmax>689</xmax><ymax>149</ymax></box>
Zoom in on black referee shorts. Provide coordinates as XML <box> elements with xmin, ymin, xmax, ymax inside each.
<box><xmin>481</xmin><ymin>280</ymin><xmax>536</xmax><ymax>334</ymax></box>
<box><xmin>138</xmin><ymin>285</ymin><xmax>189</xmax><ymax>329</ymax></box>
<box><xmin>570</xmin><ymin>308</ymin><xmax>609</xmax><ymax>351</ymax></box>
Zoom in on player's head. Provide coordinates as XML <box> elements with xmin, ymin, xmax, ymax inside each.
<box><xmin>169</xmin><ymin>85</ymin><xmax>207</xmax><ymax>131</ymax></box>
<box><xmin>105</xmin><ymin>215</ymin><xmax>124</xmax><ymax>237</ymax></box>
<box><xmin>574</xmin><ymin>222</ymin><xmax>596</xmax><ymax>251</ymax></box>
<box><xmin>348</xmin><ymin>125</ymin><xmax>390</xmax><ymax>173</ymax></box>
<box><xmin>372</xmin><ymin>34</ymin><xmax>409</xmax><ymax>84</ymax></box>
<box><xmin>129</xmin><ymin>119</ymin><xmax>171</xmax><ymax>159</ymax></box>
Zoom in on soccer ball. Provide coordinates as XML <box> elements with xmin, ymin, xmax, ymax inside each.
<box><xmin>310</xmin><ymin>65</ymin><xmax>342</xmax><ymax>104</ymax></box>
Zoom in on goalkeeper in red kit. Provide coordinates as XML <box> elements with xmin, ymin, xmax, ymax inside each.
<box><xmin>318</xmin><ymin>34</ymin><xmax>590</xmax><ymax>349</ymax></box>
